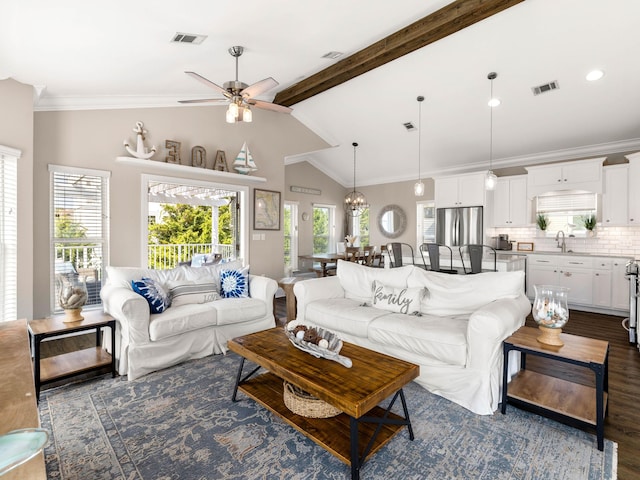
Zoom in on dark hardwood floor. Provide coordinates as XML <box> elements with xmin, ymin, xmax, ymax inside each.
<box><xmin>40</xmin><ymin>299</ymin><xmax>639</xmax><ymax>478</ymax></box>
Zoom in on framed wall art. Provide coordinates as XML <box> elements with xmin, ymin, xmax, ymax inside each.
<box><xmin>253</xmin><ymin>189</ymin><xmax>281</xmax><ymax>230</ymax></box>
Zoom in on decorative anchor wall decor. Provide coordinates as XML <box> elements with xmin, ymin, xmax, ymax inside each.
<box><xmin>123</xmin><ymin>121</ymin><xmax>157</xmax><ymax>159</ymax></box>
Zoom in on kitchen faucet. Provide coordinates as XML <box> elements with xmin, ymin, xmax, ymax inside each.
<box><xmin>555</xmin><ymin>230</ymin><xmax>567</xmax><ymax>253</ymax></box>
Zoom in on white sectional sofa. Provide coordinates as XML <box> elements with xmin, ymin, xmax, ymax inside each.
<box><xmin>101</xmin><ymin>260</ymin><xmax>277</xmax><ymax>380</ymax></box>
<box><xmin>293</xmin><ymin>260</ymin><xmax>531</xmax><ymax>415</ymax></box>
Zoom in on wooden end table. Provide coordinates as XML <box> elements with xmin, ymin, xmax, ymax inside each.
<box><xmin>277</xmin><ymin>277</ymin><xmax>304</xmax><ymax>321</ymax></box>
<box><xmin>229</xmin><ymin>327</ymin><xmax>419</xmax><ymax>480</ymax></box>
<box><xmin>28</xmin><ymin>310</ymin><xmax>116</xmax><ymax>401</ymax></box>
<box><xmin>501</xmin><ymin>326</ymin><xmax>609</xmax><ymax>450</ymax></box>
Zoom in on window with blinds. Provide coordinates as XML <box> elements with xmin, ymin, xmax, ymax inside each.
<box><xmin>50</xmin><ymin>165</ymin><xmax>110</xmax><ymax>312</ymax></box>
<box><xmin>0</xmin><ymin>150</ymin><xmax>18</xmax><ymax>321</ymax></box>
<box><xmin>536</xmin><ymin>192</ymin><xmax>597</xmax><ymax>235</ymax></box>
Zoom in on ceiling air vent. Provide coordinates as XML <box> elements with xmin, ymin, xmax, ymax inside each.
<box><xmin>322</xmin><ymin>51</ymin><xmax>344</xmax><ymax>60</ymax></box>
<box><xmin>171</xmin><ymin>32</ymin><xmax>207</xmax><ymax>45</ymax></box>
<box><xmin>532</xmin><ymin>80</ymin><xmax>559</xmax><ymax>96</ymax></box>
<box><xmin>403</xmin><ymin>122</ymin><xmax>417</xmax><ymax>132</ymax></box>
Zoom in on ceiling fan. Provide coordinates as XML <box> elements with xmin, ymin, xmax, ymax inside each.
<box><xmin>179</xmin><ymin>46</ymin><xmax>292</xmax><ymax>123</ymax></box>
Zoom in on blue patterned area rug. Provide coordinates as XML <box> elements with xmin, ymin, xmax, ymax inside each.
<box><xmin>39</xmin><ymin>352</ymin><xmax>617</xmax><ymax>480</ymax></box>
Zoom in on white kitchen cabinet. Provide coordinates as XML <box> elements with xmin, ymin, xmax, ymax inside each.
<box><xmin>602</xmin><ymin>164</ymin><xmax>629</xmax><ymax>226</ymax></box>
<box><xmin>612</xmin><ymin>258</ymin><xmax>631</xmax><ymax>310</ymax></box>
<box><xmin>526</xmin><ymin>259</ymin><xmax>559</xmax><ymax>297</ymax></box>
<box><xmin>527</xmin><ymin>255</ymin><xmax>591</xmax><ymax>306</ymax></box>
<box><xmin>434</xmin><ymin>172</ymin><xmax>486</xmax><ymax>208</ymax></box>
<box><xmin>492</xmin><ymin>175</ymin><xmax>529</xmax><ymax>227</ymax></box>
<box><xmin>560</xmin><ymin>258</ymin><xmax>593</xmax><ymax>305</ymax></box>
<box><xmin>527</xmin><ymin>254</ymin><xmax>633</xmax><ymax>313</ymax></box>
<box><xmin>525</xmin><ymin>158</ymin><xmax>603</xmax><ymax>197</ymax></box>
<box><xmin>626</xmin><ymin>153</ymin><xmax>640</xmax><ymax>225</ymax></box>
<box><xmin>592</xmin><ymin>258</ymin><xmax>613</xmax><ymax>308</ymax></box>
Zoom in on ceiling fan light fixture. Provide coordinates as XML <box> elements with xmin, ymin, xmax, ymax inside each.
<box><xmin>242</xmin><ymin>106</ymin><xmax>252</xmax><ymax>123</ymax></box>
<box><xmin>225</xmin><ymin>108</ymin><xmax>236</xmax><ymax>123</ymax></box>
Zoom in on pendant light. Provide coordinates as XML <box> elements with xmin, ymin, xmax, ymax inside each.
<box><xmin>344</xmin><ymin>142</ymin><xmax>368</xmax><ymax>216</ymax></box>
<box><xmin>414</xmin><ymin>96</ymin><xmax>425</xmax><ymax>197</ymax></box>
<box><xmin>485</xmin><ymin>72</ymin><xmax>498</xmax><ymax>191</ymax></box>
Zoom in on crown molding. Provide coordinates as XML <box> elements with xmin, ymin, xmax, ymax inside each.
<box><xmin>33</xmin><ymin>95</ymin><xmax>217</xmax><ymax>112</ymax></box>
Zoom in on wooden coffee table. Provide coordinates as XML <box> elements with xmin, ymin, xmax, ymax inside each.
<box><xmin>228</xmin><ymin>328</ymin><xmax>419</xmax><ymax>480</ymax></box>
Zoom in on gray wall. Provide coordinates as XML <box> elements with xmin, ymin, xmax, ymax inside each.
<box><xmin>284</xmin><ymin>161</ymin><xmax>347</xmax><ymax>255</ymax></box>
<box><xmin>285</xmin><ymin>160</ymin><xmax>436</xmax><ymax>256</ymax></box>
<box><xmin>0</xmin><ymin>75</ymin><xmax>330</xmax><ymax>319</ymax></box>
<box><xmin>0</xmin><ymin>79</ymin><xmax>34</xmax><ymax>321</ymax></box>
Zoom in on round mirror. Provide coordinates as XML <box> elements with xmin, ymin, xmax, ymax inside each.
<box><xmin>377</xmin><ymin>204</ymin><xmax>407</xmax><ymax>238</ymax></box>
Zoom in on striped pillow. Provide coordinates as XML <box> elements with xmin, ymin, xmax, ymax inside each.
<box><xmin>168</xmin><ymin>281</ymin><xmax>219</xmax><ymax>307</ymax></box>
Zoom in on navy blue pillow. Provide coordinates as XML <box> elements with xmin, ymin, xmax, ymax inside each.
<box><xmin>131</xmin><ymin>277</ymin><xmax>171</xmax><ymax>313</ymax></box>
<box><xmin>220</xmin><ymin>267</ymin><xmax>250</xmax><ymax>298</ymax></box>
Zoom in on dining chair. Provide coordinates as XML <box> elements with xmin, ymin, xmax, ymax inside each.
<box><xmin>362</xmin><ymin>245</ymin><xmax>376</xmax><ymax>266</ymax></box>
<box><xmin>344</xmin><ymin>246</ymin><xmax>360</xmax><ymax>262</ymax></box>
<box><xmin>458</xmin><ymin>244</ymin><xmax>497</xmax><ymax>274</ymax></box>
<box><xmin>419</xmin><ymin>243</ymin><xmax>457</xmax><ymax>274</ymax></box>
<box><xmin>386</xmin><ymin>242</ymin><xmax>415</xmax><ymax>268</ymax></box>
<box><xmin>372</xmin><ymin>245</ymin><xmax>386</xmax><ymax>267</ymax></box>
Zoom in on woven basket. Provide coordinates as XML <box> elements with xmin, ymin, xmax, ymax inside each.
<box><xmin>283</xmin><ymin>381</ymin><xmax>341</xmax><ymax>418</ymax></box>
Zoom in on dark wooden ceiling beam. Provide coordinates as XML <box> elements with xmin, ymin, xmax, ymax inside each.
<box><xmin>274</xmin><ymin>0</ymin><xmax>525</xmax><ymax>107</ymax></box>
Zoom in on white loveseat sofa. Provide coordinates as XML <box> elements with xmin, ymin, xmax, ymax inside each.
<box><xmin>101</xmin><ymin>260</ymin><xmax>277</xmax><ymax>380</ymax></box>
<box><xmin>293</xmin><ymin>260</ymin><xmax>531</xmax><ymax>415</ymax></box>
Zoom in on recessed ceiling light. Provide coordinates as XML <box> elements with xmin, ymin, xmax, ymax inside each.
<box><xmin>586</xmin><ymin>69</ymin><xmax>604</xmax><ymax>81</ymax></box>
<box><xmin>488</xmin><ymin>98</ymin><xmax>501</xmax><ymax>107</ymax></box>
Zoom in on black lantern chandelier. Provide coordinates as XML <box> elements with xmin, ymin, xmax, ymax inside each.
<box><xmin>344</xmin><ymin>142</ymin><xmax>368</xmax><ymax>216</ymax></box>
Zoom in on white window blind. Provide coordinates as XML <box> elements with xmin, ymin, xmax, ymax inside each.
<box><xmin>49</xmin><ymin>165</ymin><xmax>110</xmax><ymax>312</ymax></box>
<box><xmin>0</xmin><ymin>149</ymin><xmax>18</xmax><ymax>321</ymax></box>
<box><xmin>537</xmin><ymin>193</ymin><xmax>597</xmax><ymax>213</ymax></box>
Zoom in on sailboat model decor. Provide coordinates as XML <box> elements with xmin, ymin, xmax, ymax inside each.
<box><xmin>233</xmin><ymin>142</ymin><xmax>257</xmax><ymax>175</ymax></box>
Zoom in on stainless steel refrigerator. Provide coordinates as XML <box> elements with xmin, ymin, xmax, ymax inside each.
<box><xmin>436</xmin><ymin>207</ymin><xmax>483</xmax><ymax>247</ymax></box>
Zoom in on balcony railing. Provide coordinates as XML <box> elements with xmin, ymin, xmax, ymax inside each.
<box><xmin>147</xmin><ymin>243</ymin><xmax>235</xmax><ymax>269</ymax></box>
<box><xmin>53</xmin><ymin>243</ymin><xmax>235</xmax><ymax>310</ymax></box>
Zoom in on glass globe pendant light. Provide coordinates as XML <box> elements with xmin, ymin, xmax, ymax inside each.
<box><xmin>485</xmin><ymin>72</ymin><xmax>498</xmax><ymax>191</ymax></box>
<box><xmin>414</xmin><ymin>95</ymin><xmax>425</xmax><ymax>197</ymax></box>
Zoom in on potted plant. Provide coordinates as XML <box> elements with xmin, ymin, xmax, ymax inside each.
<box><xmin>583</xmin><ymin>214</ymin><xmax>597</xmax><ymax>237</ymax></box>
<box><xmin>536</xmin><ymin>214</ymin><xmax>549</xmax><ymax>233</ymax></box>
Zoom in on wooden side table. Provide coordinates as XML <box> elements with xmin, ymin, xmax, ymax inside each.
<box><xmin>28</xmin><ymin>310</ymin><xmax>116</xmax><ymax>401</ymax></box>
<box><xmin>278</xmin><ymin>277</ymin><xmax>304</xmax><ymax>322</ymax></box>
<box><xmin>501</xmin><ymin>326</ymin><xmax>609</xmax><ymax>450</ymax></box>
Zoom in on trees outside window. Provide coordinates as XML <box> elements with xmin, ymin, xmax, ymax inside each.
<box><xmin>313</xmin><ymin>204</ymin><xmax>335</xmax><ymax>254</ymax></box>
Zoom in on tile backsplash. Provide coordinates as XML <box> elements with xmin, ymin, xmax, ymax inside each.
<box><xmin>489</xmin><ymin>225</ymin><xmax>640</xmax><ymax>259</ymax></box>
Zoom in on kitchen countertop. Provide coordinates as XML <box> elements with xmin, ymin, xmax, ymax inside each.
<box><xmin>504</xmin><ymin>251</ymin><xmax>634</xmax><ymax>259</ymax></box>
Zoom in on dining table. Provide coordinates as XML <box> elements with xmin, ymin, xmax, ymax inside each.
<box><xmin>300</xmin><ymin>249</ymin><xmax>381</xmax><ymax>276</ymax></box>
<box><xmin>299</xmin><ymin>252</ymin><xmax>343</xmax><ymax>277</ymax></box>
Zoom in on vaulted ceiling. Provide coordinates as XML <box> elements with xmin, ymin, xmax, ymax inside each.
<box><xmin>2</xmin><ymin>0</ymin><xmax>639</xmax><ymax>187</ymax></box>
